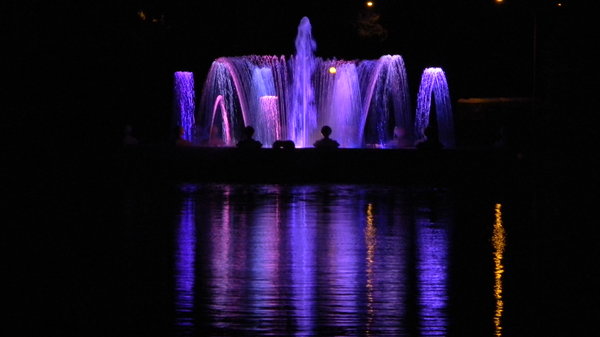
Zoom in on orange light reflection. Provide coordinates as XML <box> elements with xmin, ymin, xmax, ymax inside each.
<box><xmin>365</xmin><ymin>203</ymin><xmax>376</xmax><ymax>336</ymax></box>
<box><xmin>493</xmin><ymin>203</ymin><xmax>506</xmax><ymax>337</ymax></box>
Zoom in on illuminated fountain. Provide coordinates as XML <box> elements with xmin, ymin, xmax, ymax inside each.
<box><xmin>415</xmin><ymin>68</ymin><xmax>456</xmax><ymax>149</ymax></box>
<box><xmin>175</xmin><ymin>17</ymin><xmax>454</xmax><ymax>148</ymax></box>
<box><xmin>174</xmin><ymin>71</ymin><xmax>196</xmax><ymax>142</ymax></box>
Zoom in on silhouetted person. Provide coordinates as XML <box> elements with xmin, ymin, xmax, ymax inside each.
<box><xmin>385</xmin><ymin>126</ymin><xmax>412</xmax><ymax>148</ymax></box>
<box><xmin>416</xmin><ymin>126</ymin><xmax>443</xmax><ymax>151</ymax></box>
<box><xmin>208</xmin><ymin>127</ymin><xmax>227</xmax><ymax>147</ymax></box>
<box><xmin>272</xmin><ymin>140</ymin><xmax>295</xmax><ymax>150</ymax></box>
<box><xmin>174</xmin><ymin>126</ymin><xmax>193</xmax><ymax>147</ymax></box>
<box><xmin>314</xmin><ymin>125</ymin><xmax>340</xmax><ymax>149</ymax></box>
<box><xmin>123</xmin><ymin>125</ymin><xmax>139</xmax><ymax>146</ymax></box>
<box><xmin>236</xmin><ymin>126</ymin><xmax>262</xmax><ymax>149</ymax></box>
<box><xmin>493</xmin><ymin>125</ymin><xmax>508</xmax><ymax>150</ymax></box>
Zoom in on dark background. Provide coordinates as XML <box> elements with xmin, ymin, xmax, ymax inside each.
<box><xmin>10</xmin><ymin>1</ymin><xmax>588</xmax><ymax>153</ymax></box>
<box><xmin>7</xmin><ymin>1</ymin><xmax>596</xmax><ymax>336</ymax></box>
<box><xmin>8</xmin><ymin>1</ymin><xmax>591</xmax><ymax>216</ymax></box>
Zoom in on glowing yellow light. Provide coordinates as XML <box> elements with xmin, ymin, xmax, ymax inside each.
<box><xmin>366</xmin><ymin>1</ymin><xmax>374</xmax><ymax>7</ymax></box>
<box><xmin>495</xmin><ymin>0</ymin><xmax>504</xmax><ymax>4</ymax></box>
<box><xmin>137</xmin><ymin>11</ymin><xmax>147</xmax><ymax>21</ymax></box>
<box><xmin>366</xmin><ymin>203</ymin><xmax>376</xmax><ymax>264</ymax></box>
<box><xmin>328</xmin><ymin>66</ymin><xmax>337</xmax><ymax>74</ymax></box>
<box><xmin>493</xmin><ymin>203</ymin><xmax>506</xmax><ymax>337</ymax></box>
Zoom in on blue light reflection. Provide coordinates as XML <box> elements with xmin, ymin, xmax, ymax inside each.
<box><xmin>173</xmin><ymin>185</ymin><xmax>452</xmax><ymax>336</ymax></box>
<box><xmin>174</xmin><ymin>190</ymin><xmax>197</xmax><ymax>336</ymax></box>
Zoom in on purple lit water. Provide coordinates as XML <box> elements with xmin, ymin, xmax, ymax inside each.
<box><xmin>193</xmin><ymin>17</ymin><xmax>428</xmax><ymax>148</ymax></box>
<box><xmin>415</xmin><ymin>68</ymin><xmax>455</xmax><ymax>148</ymax></box>
<box><xmin>290</xmin><ymin>16</ymin><xmax>318</xmax><ymax>147</ymax></box>
<box><xmin>118</xmin><ymin>183</ymin><xmax>528</xmax><ymax>336</ymax></box>
<box><xmin>174</xmin><ymin>72</ymin><xmax>196</xmax><ymax>142</ymax></box>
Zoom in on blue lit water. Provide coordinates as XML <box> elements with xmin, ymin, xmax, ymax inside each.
<box><xmin>116</xmin><ymin>182</ymin><xmax>542</xmax><ymax>336</ymax></box>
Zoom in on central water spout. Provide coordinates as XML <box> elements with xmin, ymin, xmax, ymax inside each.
<box><xmin>289</xmin><ymin>16</ymin><xmax>318</xmax><ymax>147</ymax></box>
<box><xmin>191</xmin><ymin>16</ymin><xmax>454</xmax><ymax>149</ymax></box>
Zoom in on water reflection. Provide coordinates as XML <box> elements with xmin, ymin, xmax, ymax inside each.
<box><xmin>174</xmin><ymin>190</ymin><xmax>196</xmax><ymax>336</ymax></box>
<box><xmin>173</xmin><ymin>184</ymin><xmax>454</xmax><ymax>336</ymax></box>
<box><xmin>208</xmin><ymin>185</ymin><xmax>239</xmax><ymax>331</ymax></box>
<box><xmin>365</xmin><ymin>203</ymin><xmax>376</xmax><ymax>336</ymax></box>
<box><xmin>415</xmin><ymin>193</ymin><xmax>449</xmax><ymax>336</ymax></box>
<box><xmin>493</xmin><ymin>203</ymin><xmax>506</xmax><ymax>336</ymax></box>
<box><xmin>248</xmin><ymin>190</ymin><xmax>283</xmax><ymax>334</ymax></box>
<box><xmin>290</xmin><ymin>189</ymin><xmax>316</xmax><ymax>336</ymax></box>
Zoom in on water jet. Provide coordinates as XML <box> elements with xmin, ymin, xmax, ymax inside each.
<box><xmin>175</xmin><ymin>17</ymin><xmax>454</xmax><ymax>148</ymax></box>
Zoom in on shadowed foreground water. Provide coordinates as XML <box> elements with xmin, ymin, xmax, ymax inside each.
<box><xmin>121</xmin><ymin>183</ymin><xmax>527</xmax><ymax>336</ymax></box>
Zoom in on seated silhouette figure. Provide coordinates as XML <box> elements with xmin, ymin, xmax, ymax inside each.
<box><xmin>416</xmin><ymin>126</ymin><xmax>443</xmax><ymax>151</ymax></box>
<box><xmin>174</xmin><ymin>126</ymin><xmax>193</xmax><ymax>147</ymax></box>
<box><xmin>123</xmin><ymin>125</ymin><xmax>139</xmax><ymax>146</ymax></box>
<box><xmin>272</xmin><ymin>140</ymin><xmax>295</xmax><ymax>150</ymax></box>
<box><xmin>236</xmin><ymin>126</ymin><xmax>262</xmax><ymax>149</ymax></box>
<box><xmin>385</xmin><ymin>126</ymin><xmax>412</xmax><ymax>148</ymax></box>
<box><xmin>314</xmin><ymin>125</ymin><xmax>340</xmax><ymax>149</ymax></box>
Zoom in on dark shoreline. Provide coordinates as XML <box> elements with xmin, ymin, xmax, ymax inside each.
<box><xmin>120</xmin><ymin>145</ymin><xmax>530</xmax><ymax>187</ymax></box>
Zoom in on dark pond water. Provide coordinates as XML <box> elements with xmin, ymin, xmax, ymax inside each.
<box><xmin>115</xmin><ymin>182</ymin><xmax>540</xmax><ymax>337</ymax></box>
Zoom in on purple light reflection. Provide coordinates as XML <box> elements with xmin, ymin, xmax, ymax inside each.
<box><xmin>317</xmin><ymin>200</ymin><xmax>362</xmax><ymax>331</ymax></box>
<box><xmin>289</xmin><ymin>191</ymin><xmax>316</xmax><ymax>336</ymax></box>
<box><xmin>247</xmin><ymin>202</ymin><xmax>282</xmax><ymax>333</ymax></box>
<box><xmin>208</xmin><ymin>186</ymin><xmax>250</xmax><ymax>331</ymax></box>
<box><xmin>416</xmin><ymin>211</ymin><xmax>449</xmax><ymax>336</ymax></box>
<box><xmin>171</xmin><ymin>184</ymin><xmax>460</xmax><ymax>335</ymax></box>
<box><xmin>364</xmin><ymin>198</ymin><xmax>410</xmax><ymax>336</ymax></box>
<box><xmin>174</xmin><ymin>190</ymin><xmax>196</xmax><ymax>334</ymax></box>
